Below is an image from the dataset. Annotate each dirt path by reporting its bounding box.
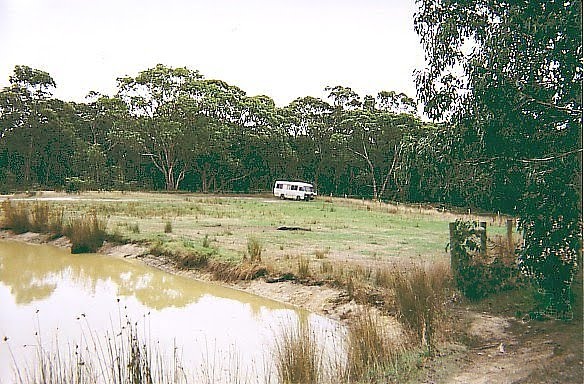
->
[419,307,583,384]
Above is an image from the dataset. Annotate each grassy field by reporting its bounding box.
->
[2,191,510,272]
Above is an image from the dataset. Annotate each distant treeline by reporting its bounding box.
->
[1,64,517,212]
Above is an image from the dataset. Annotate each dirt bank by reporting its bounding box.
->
[0,230,357,321]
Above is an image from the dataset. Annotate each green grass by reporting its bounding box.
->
[1,191,512,275]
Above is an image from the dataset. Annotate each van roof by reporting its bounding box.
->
[275,180,313,186]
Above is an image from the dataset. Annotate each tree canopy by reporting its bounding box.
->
[414,0,582,312]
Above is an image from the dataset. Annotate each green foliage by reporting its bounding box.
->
[415,1,582,314]
[451,220,520,300]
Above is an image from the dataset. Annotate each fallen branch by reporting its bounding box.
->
[277,226,311,231]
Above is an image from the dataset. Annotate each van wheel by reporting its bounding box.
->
[296,196,301,201]
[304,195,310,201]
[280,194,285,200]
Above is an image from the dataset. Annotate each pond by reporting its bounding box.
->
[0,240,344,383]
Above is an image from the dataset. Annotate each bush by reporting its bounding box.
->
[451,220,521,300]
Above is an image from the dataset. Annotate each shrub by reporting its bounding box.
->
[451,220,521,300]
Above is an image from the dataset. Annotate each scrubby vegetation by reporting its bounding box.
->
[1,193,579,383]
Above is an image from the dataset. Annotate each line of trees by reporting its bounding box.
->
[1,0,581,314]
[1,63,511,211]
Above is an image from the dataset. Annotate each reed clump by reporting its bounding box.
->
[65,212,107,254]
[391,262,451,354]
[177,250,209,269]
[297,256,310,279]
[345,309,403,382]
[12,317,187,384]
[1,200,31,234]
[246,236,262,263]
[1,201,64,236]
[208,261,269,282]
[274,325,321,384]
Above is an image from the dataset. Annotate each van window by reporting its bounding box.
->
[299,187,305,191]
[291,185,298,191]
[276,183,283,189]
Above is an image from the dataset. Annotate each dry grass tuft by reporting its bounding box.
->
[1,200,31,234]
[346,309,403,382]
[274,324,321,384]
[391,262,451,354]
[208,261,269,282]
[297,256,310,279]
[246,236,262,263]
[65,212,107,254]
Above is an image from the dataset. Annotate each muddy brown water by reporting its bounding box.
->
[0,240,344,383]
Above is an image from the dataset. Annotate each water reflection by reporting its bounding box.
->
[0,240,289,313]
[0,240,344,383]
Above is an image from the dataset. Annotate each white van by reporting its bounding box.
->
[273,181,317,201]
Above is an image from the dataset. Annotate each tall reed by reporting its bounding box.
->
[391,262,450,354]
[11,318,187,384]
[65,212,107,254]
[274,324,321,384]
[1,200,31,234]
[345,309,402,382]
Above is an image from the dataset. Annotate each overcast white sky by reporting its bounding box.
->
[0,0,425,107]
